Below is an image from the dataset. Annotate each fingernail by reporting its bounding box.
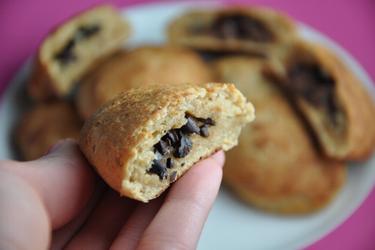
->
[45,139,76,155]
[210,151,225,168]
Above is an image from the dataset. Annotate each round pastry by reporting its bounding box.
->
[28,5,130,100]
[76,46,213,119]
[266,41,375,161]
[213,57,346,214]
[15,102,82,161]
[168,7,295,55]
[79,83,254,202]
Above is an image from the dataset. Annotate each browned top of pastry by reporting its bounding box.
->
[76,46,213,119]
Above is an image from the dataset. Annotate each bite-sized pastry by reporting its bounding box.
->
[214,57,346,214]
[28,5,130,100]
[168,7,295,55]
[79,83,254,202]
[76,46,213,119]
[266,41,375,161]
[15,102,82,161]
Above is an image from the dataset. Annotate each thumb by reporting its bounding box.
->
[3,139,96,229]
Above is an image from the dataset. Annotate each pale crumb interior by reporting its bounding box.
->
[40,6,127,94]
[122,86,253,202]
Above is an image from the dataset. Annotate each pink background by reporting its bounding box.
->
[1,0,374,249]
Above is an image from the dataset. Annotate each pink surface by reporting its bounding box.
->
[1,0,374,248]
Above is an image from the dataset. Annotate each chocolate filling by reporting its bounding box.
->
[202,14,274,42]
[287,62,340,125]
[54,24,101,66]
[147,114,215,180]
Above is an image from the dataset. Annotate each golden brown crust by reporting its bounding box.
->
[213,57,346,214]
[80,83,254,201]
[15,102,82,160]
[267,41,375,161]
[76,46,214,119]
[168,6,296,54]
[28,5,131,100]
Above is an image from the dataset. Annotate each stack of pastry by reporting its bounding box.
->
[166,6,375,213]
[14,5,375,211]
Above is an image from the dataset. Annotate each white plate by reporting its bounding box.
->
[1,2,375,249]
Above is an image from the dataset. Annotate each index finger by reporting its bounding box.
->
[136,151,224,250]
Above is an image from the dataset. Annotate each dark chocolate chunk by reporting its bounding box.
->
[211,14,274,42]
[181,116,200,134]
[148,114,215,180]
[54,39,77,65]
[148,160,168,180]
[155,140,170,155]
[197,117,216,126]
[55,24,101,66]
[287,62,338,121]
[200,124,209,137]
[166,158,173,168]
[169,171,177,182]
[174,133,192,158]
[76,24,100,40]
[164,130,179,146]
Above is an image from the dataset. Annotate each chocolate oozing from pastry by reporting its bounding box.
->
[204,14,274,42]
[54,24,101,66]
[286,62,340,125]
[147,114,215,180]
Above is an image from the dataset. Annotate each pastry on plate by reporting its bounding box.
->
[28,5,130,100]
[267,41,375,161]
[15,102,82,161]
[76,46,213,119]
[79,83,254,202]
[213,57,346,214]
[168,7,295,55]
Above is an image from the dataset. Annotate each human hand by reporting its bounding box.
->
[0,139,224,250]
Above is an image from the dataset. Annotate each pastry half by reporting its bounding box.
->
[76,46,213,119]
[267,41,375,161]
[15,102,82,160]
[213,57,346,214]
[28,5,130,100]
[168,7,295,55]
[79,83,254,202]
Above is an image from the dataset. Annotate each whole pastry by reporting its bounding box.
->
[28,5,130,100]
[79,83,254,202]
[76,46,213,119]
[168,7,295,55]
[15,102,82,160]
[267,41,375,160]
[214,57,346,214]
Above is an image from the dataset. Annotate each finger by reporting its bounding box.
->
[110,196,164,250]
[3,139,96,229]
[65,189,136,250]
[51,179,106,250]
[137,151,224,250]
[0,168,49,250]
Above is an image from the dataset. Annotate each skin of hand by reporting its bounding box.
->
[0,139,225,250]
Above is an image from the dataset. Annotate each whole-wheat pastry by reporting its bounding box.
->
[168,7,295,55]
[15,102,82,160]
[76,46,213,119]
[214,57,345,214]
[267,41,375,161]
[79,83,254,202]
[28,5,130,100]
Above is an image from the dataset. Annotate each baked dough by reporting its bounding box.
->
[15,102,82,160]
[266,41,375,160]
[79,83,254,202]
[213,57,346,214]
[76,46,213,119]
[168,7,295,55]
[28,5,130,100]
